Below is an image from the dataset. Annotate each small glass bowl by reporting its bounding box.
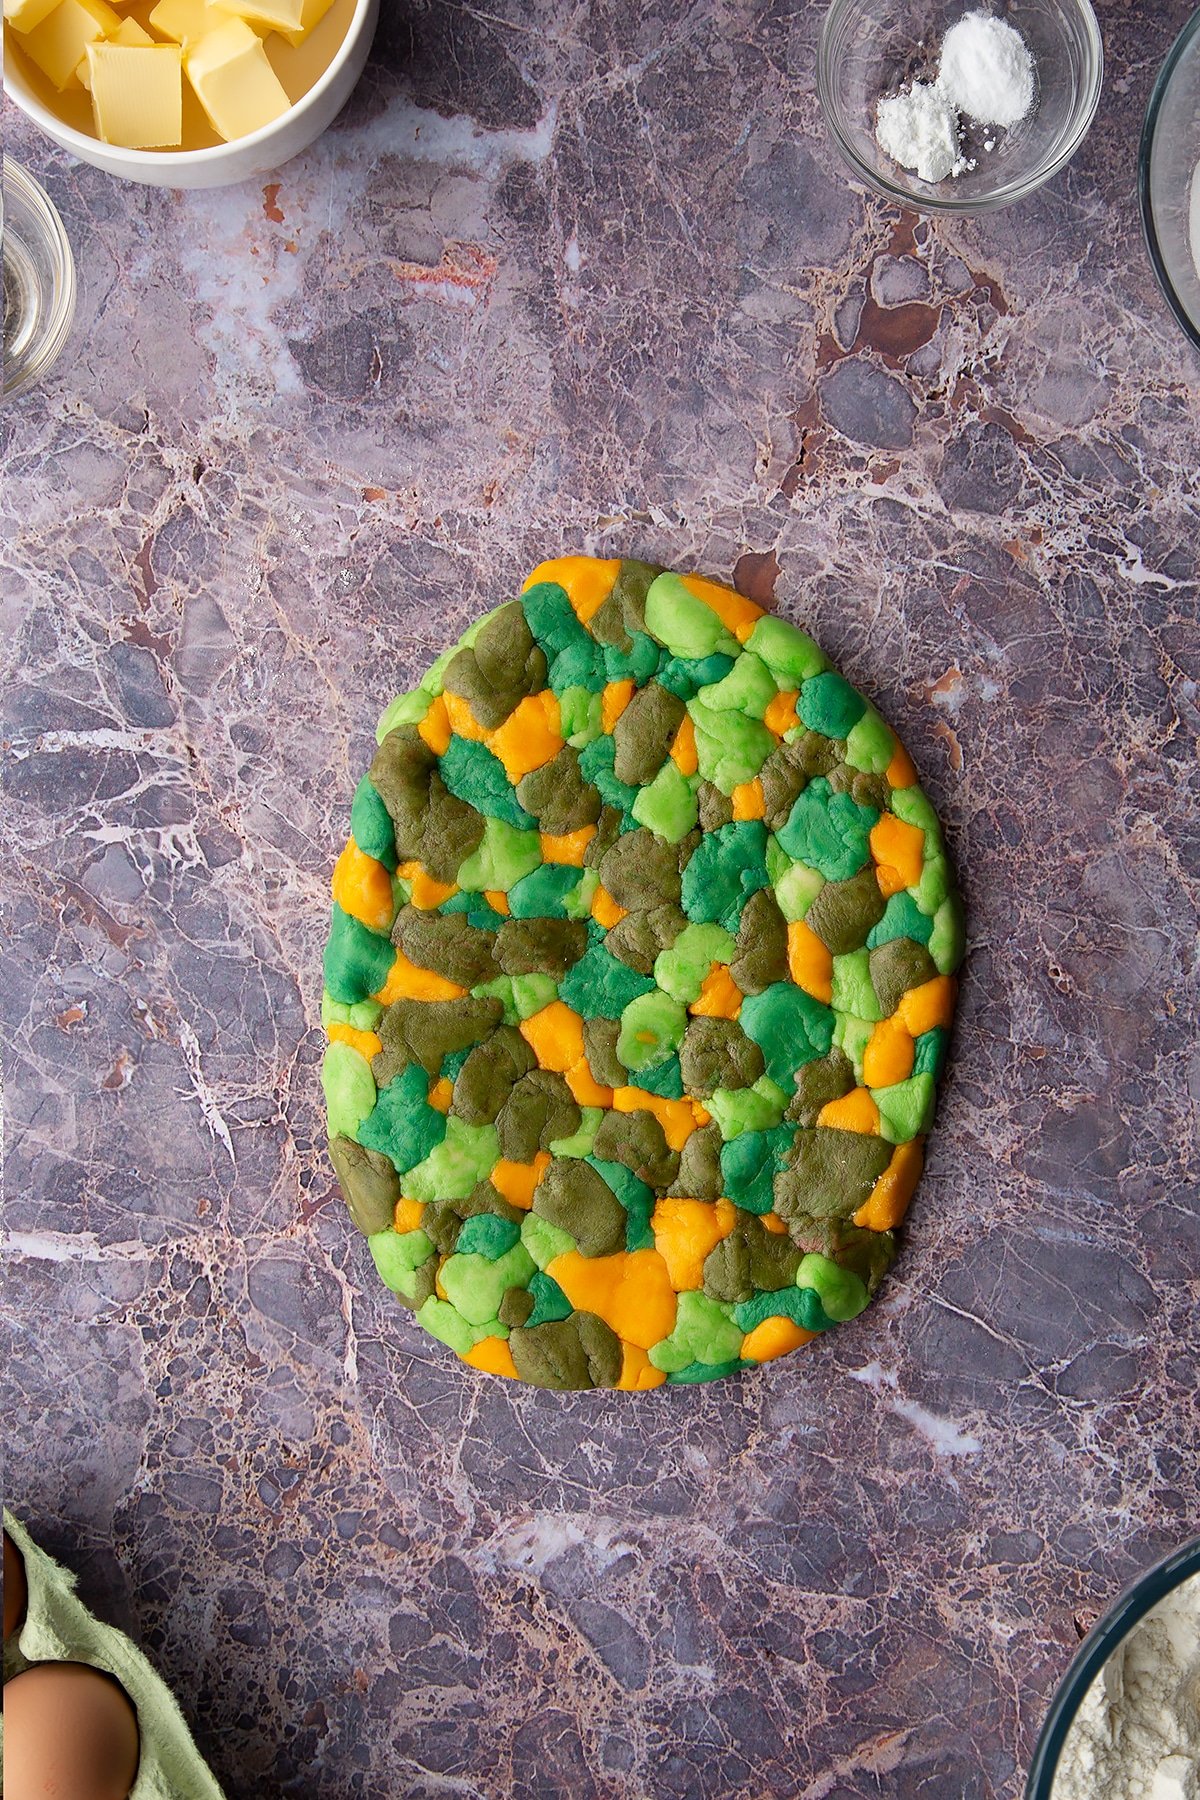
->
[1024,1534,1200,1799]
[1139,6,1200,351]
[819,0,1104,213]
[2,157,76,403]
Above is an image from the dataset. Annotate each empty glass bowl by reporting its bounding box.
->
[1140,6,1200,350]
[2,157,76,403]
[819,0,1104,212]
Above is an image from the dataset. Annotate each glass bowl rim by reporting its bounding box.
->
[817,0,1105,215]
[1138,3,1200,352]
[2,154,77,403]
[1024,1533,1200,1799]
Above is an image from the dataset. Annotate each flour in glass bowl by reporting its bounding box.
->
[874,9,1035,184]
[1051,1572,1200,1800]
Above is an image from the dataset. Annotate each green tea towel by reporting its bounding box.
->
[2,1511,225,1800]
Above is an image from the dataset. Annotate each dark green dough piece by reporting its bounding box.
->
[804,868,887,956]
[702,1213,802,1303]
[516,745,602,833]
[679,1017,765,1097]
[507,863,587,920]
[494,917,589,980]
[828,763,891,812]
[420,775,488,886]
[868,938,937,1018]
[696,781,735,831]
[656,652,735,701]
[329,1134,400,1235]
[509,1312,622,1390]
[525,1269,573,1326]
[631,1053,685,1100]
[599,828,682,913]
[773,1127,892,1226]
[612,681,686,787]
[368,725,435,857]
[441,600,548,729]
[758,742,813,833]
[788,1049,856,1126]
[666,1357,744,1384]
[669,1122,725,1201]
[350,775,397,869]
[799,670,866,739]
[730,888,789,994]
[582,1016,627,1089]
[679,821,770,930]
[578,737,639,813]
[586,558,661,650]
[913,1027,948,1078]
[600,904,688,976]
[392,907,498,987]
[422,1182,523,1253]
[532,1157,627,1256]
[867,892,934,950]
[734,1286,832,1334]
[452,1026,536,1125]
[496,1069,581,1161]
[498,1285,535,1328]
[373,996,503,1083]
[583,806,624,868]
[592,1108,680,1191]
[738,982,834,1086]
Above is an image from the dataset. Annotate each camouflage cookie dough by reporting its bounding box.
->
[321,557,964,1390]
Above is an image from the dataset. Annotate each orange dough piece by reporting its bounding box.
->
[886,741,918,789]
[855,1138,925,1231]
[523,556,620,624]
[817,1086,881,1135]
[669,713,699,775]
[898,975,957,1036]
[618,1343,668,1390]
[591,884,627,928]
[689,964,742,1018]
[442,691,489,742]
[731,778,766,821]
[862,1015,916,1088]
[787,919,834,1003]
[464,1336,519,1378]
[484,889,511,916]
[741,1316,817,1362]
[870,813,926,897]
[679,573,763,642]
[332,838,395,933]
[612,1085,699,1151]
[541,825,595,865]
[398,862,457,909]
[374,947,467,1005]
[491,1152,551,1211]
[651,1196,737,1291]
[418,694,452,754]
[394,1197,425,1233]
[763,689,800,737]
[601,678,635,733]
[427,1076,454,1112]
[488,690,562,783]
[326,1022,383,1061]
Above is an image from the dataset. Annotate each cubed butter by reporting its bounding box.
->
[19,0,121,89]
[147,0,230,48]
[269,0,335,48]
[184,15,289,140]
[222,0,330,43]
[3,0,64,37]
[78,14,153,89]
[87,40,182,142]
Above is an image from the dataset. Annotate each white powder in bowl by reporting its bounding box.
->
[1051,1571,1200,1800]
[875,82,967,183]
[939,11,1036,128]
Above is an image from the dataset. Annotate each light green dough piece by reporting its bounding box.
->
[472,975,520,1026]
[890,784,940,837]
[348,998,383,1031]
[522,1212,577,1270]
[418,644,457,696]
[322,990,350,1028]
[560,685,603,746]
[649,1292,742,1372]
[458,817,543,892]
[549,1107,603,1157]
[369,1228,433,1297]
[834,1013,876,1082]
[631,762,699,841]
[844,709,894,774]
[745,614,827,686]
[417,1295,490,1355]
[831,948,882,1022]
[440,1243,536,1325]
[929,892,966,973]
[914,852,950,916]
[618,989,688,1072]
[774,858,825,922]
[796,1253,870,1321]
[695,652,776,718]
[374,688,428,744]
[404,1117,500,1201]
[872,1072,937,1143]
[654,922,737,1003]
[512,973,559,1019]
[644,572,741,658]
[322,1041,376,1138]
[765,835,790,887]
[562,869,600,920]
[689,697,776,793]
[706,1077,788,1139]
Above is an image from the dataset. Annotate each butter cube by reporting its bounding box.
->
[3,0,65,36]
[221,0,331,42]
[20,0,121,89]
[267,0,335,48]
[184,16,289,140]
[147,0,230,48]
[78,15,153,89]
[87,40,182,142]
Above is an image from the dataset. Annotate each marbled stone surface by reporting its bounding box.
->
[3,1,1198,1794]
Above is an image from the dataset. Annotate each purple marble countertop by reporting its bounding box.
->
[3,3,1198,1794]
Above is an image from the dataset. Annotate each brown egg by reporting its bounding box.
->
[4,1531,27,1642]
[3,1661,140,1800]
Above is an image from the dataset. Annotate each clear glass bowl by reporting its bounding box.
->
[2,157,76,403]
[819,0,1104,213]
[1024,1534,1200,1798]
[1139,6,1200,350]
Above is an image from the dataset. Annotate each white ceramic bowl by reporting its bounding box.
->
[2,0,378,189]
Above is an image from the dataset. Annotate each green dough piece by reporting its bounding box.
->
[796,1252,870,1321]
[457,817,542,893]
[604,904,689,975]
[559,685,603,747]
[324,905,396,1006]
[776,777,879,881]
[929,892,966,974]
[375,687,428,744]
[559,939,656,1018]
[631,761,699,843]
[866,892,934,949]
[599,827,683,912]
[587,1153,655,1251]
[602,631,662,686]
[650,1291,742,1371]
[612,681,687,786]
[349,998,384,1030]
[440,735,535,830]
[440,1242,536,1325]
[680,821,770,930]
[868,938,937,1017]
[358,1063,446,1172]
[891,785,941,838]
[546,632,608,693]
[730,887,789,994]
[549,1106,603,1158]
[913,1027,948,1079]
[392,907,498,987]
[578,736,639,813]
[417,1295,491,1355]
[668,1122,725,1199]
[452,1026,536,1125]
[592,1107,680,1190]
[701,1214,801,1303]
[719,1126,792,1216]
[499,1285,535,1327]
[508,862,587,920]
[520,580,590,658]
[583,805,624,868]
[373,995,503,1083]
[617,989,688,1074]
[706,1078,788,1139]
[455,1213,522,1259]
[679,1017,765,1097]
[516,745,602,832]
[508,1312,622,1390]
[773,856,826,923]
[497,1069,581,1160]
[696,779,736,831]
[322,1040,376,1138]
[405,1117,501,1202]
[733,1286,832,1334]
[644,572,741,658]
[688,697,776,794]
[739,981,835,1086]
[830,949,883,1023]
[804,868,887,955]
[421,1183,521,1254]
[582,1016,627,1088]
[532,1157,627,1257]
[350,775,397,869]
[494,917,588,979]
[329,1133,400,1234]
[666,1357,745,1383]
[787,1049,856,1125]
[844,709,895,774]
[695,652,776,719]
[653,921,736,1003]
[745,614,827,686]
[872,1073,936,1143]
[524,1269,573,1326]
[798,670,866,739]
[321,991,351,1029]
[632,1052,685,1100]
[521,1211,577,1270]
[656,651,735,701]
[442,599,548,729]
[588,558,660,649]
[774,1128,892,1226]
